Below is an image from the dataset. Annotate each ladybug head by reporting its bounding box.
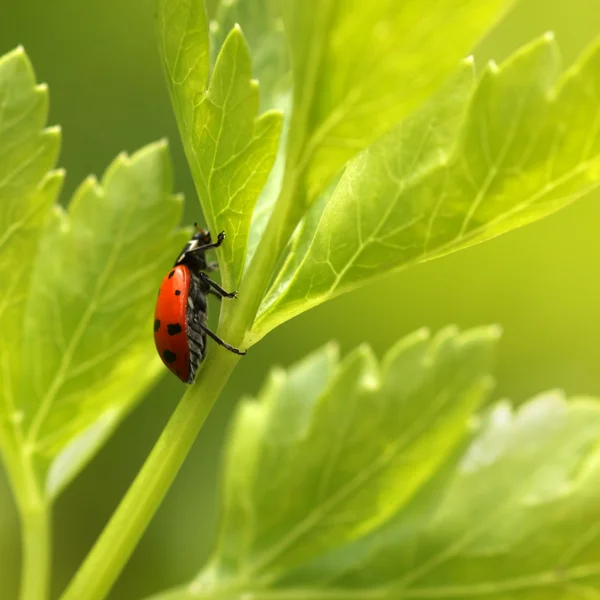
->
[174,223,212,268]
[193,223,212,245]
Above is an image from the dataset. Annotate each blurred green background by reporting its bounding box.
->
[1,0,600,598]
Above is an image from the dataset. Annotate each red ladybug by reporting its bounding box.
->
[154,226,245,383]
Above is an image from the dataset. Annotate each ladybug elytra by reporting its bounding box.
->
[154,225,245,383]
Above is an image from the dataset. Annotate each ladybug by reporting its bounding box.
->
[154,225,245,383]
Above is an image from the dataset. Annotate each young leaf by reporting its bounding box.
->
[146,326,499,599]
[0,47,188,510]
[158,0,283,291]
[282,0,511,215]
[209,0,291,269]
[261,60,476,320]
[254,35,600,342]
[276,392,600,600]
[0,47,62,502]
[0,47,188,509]
[146,356,600,600]
[16,142,188,500]
[209,0,289,111]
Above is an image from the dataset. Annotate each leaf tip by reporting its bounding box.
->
[128,140,172,173]
[0,44,35,79]
[458,324,503,346]
[220,21,245,48]
[356,343,380,384]
[354,341,375,358]
[414,326,431,341]
[73,174,102,205]
[48,168,67,190]
[51,203,70,232]
[133,140,166,158]
[8,44,27,63]
[324,340,340,359]
[383,327,431,371]
[487,59,499,75]
[267,366,288,395]
[487,323,503,340]
[115,150,130,166]
[45,124,61,136]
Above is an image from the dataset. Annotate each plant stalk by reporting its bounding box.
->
[19,494,51,600]
[58,349,239,600]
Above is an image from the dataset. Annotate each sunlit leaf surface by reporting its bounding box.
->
[147,332,600,600]
[254,35,600,342]
[158,0,282,290]
[147,327,501,599]
[0,47,188,502]
[0,47,62,503]
[281,0,511,218]
[21,142,187,500]
[209,0,288,111]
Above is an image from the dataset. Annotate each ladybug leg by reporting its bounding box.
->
[198,272,237,299]
[199,323,247,355]
[187,231,226,254]
[206,262,219,271]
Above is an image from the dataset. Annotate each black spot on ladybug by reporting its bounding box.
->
[175,290,181,296]
[167,323,183,336]
[168,270,175,279]
[154,319,161,332]
[163,349,177,363]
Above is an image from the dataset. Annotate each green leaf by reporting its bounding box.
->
[282,0,511,216]
[260,59,475,328]
[146,352,600,600]
[208,0,291,269]
[158,0,283,290]
[209,0,289,112]
[18,142,187,500]
[276,392,600,600]
[254,35,600,342]
[246,93,291,270]
[147,326,499,599]
[0,47,62,502]
[398,392,600,599]
[0,47,188,505]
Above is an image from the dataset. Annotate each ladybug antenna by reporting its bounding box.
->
[193,222,211,243]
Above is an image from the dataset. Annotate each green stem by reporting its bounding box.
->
[58,349,239,600]
[59,157,301,600]
[19,491,51,600]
